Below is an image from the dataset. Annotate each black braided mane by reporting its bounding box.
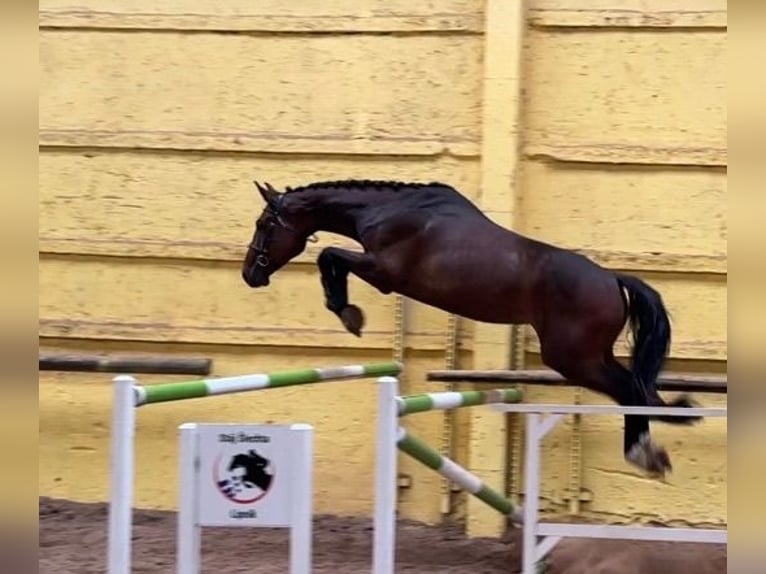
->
[285,179,451,194]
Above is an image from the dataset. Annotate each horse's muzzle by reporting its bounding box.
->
[242,267,270,288]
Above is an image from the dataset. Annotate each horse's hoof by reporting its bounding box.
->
[672,394,703,424]
[672,393,699,409]
[340,305,364,337]
[651,393,702,425]
[626,433,672,478]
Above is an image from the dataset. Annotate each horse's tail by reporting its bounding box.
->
[616,273,670,398]
[616,273,699,424]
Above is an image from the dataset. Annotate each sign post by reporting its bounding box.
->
[176,422,313,574]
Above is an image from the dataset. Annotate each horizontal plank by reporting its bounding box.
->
[525,143,726,167]
[427,369,727,393]
[40,31,482,156]
[523,29,725,166]
[38,255,462,351]
[39,353,213,375]
[39,0,483,32]
[528,0,726,28]
[38,318,461,352]
[492,404,726,417]
[536,524,726,544]
[37,236,384,266]
[577,249,725,275]
[40,130,480,157]
[524,337,724,362]
[39,237,727,276]
[38,149,479,261]
[517,160,727,265]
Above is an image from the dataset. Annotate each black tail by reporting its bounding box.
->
[616,274,699,424]
[616,273,671,400]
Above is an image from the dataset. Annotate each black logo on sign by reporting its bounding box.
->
[213,449,274,504]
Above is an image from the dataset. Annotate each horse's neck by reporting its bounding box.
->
[304,188,380,242]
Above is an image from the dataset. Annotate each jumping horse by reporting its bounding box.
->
[241,179,701,478]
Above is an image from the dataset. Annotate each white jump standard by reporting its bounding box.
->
[490,402,728,574]
[373,379,526,574]
[108,362,402,574]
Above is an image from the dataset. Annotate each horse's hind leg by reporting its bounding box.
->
[643,383,702,426]
[604,358,674,477]
[540,338,672,478]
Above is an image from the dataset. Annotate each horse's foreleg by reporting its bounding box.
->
[317,249,350,314]
[317,247,388,336]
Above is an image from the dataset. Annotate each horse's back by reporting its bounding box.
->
[359,185,490,245]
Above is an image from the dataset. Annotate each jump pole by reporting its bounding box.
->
[396,388,523,416]
[396,388,525,523]
[372,382,526,574]
[396,427,522,524]
[374,377,400,574]
[108,362,402,574]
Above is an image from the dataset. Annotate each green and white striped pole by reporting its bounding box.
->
[396,427,522,523]
[397,388,523,416]
[133,362,403,406]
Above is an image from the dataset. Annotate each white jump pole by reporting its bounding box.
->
[289,423,314,574]
[373,376,400,574]
[176,423,200,574]
[108,375,137,574]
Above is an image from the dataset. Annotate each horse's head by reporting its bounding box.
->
[228,450,271,489]
[228,450,268,473]
[242,181,316,288]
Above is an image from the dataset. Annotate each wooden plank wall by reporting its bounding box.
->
[38,0,727,536]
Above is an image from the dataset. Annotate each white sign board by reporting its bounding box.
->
[197,424,294,527]
[176,422,313,574]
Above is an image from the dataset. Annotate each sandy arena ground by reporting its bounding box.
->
[39,497,726,573]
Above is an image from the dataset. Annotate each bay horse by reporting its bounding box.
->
[241,179,701,478]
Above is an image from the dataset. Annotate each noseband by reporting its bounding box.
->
[248,195,317,268]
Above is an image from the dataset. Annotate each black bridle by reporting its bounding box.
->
[247,195,316,268]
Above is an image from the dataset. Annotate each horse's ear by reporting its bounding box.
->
[253,180,280,206]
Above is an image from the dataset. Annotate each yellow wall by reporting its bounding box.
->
[39,0,726,536]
